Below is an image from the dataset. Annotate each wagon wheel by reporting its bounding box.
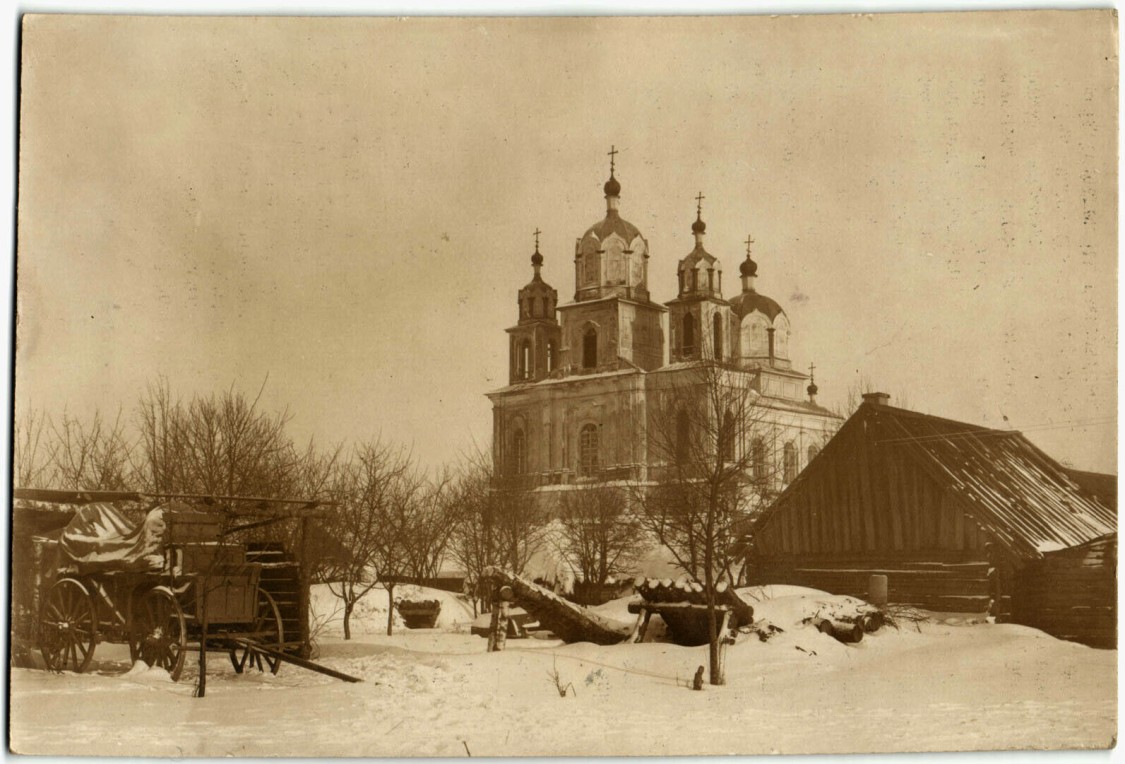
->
[39,578,98,674]
[130,586,187,681]
[229,588,285,676]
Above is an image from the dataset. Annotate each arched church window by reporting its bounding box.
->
[579,424,599,476]
[721,409,736,463]
[583,328,598,369]
[675,409,691,462]
[512,429,527,475]
[547,340,556,373]
[519,340,531,380]
[713,313,723,361]
[783,441,798,484]
[807,444,819,465]
[682,313,696,356]
[751,438,766,482]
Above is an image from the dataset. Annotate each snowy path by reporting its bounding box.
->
[10,620,1115,756]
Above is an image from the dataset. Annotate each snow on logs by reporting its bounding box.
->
[629,577,756,647]
[480,567,634,645]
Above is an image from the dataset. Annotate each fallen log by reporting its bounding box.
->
[812,618,864,644]
[481,567,633,645]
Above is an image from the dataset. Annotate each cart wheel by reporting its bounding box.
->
[132,587,187,681]
[39,578,98,674]
[229,588,285,676]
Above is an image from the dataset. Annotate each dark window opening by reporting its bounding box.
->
[579,424,599,476]
[583,328,598,369]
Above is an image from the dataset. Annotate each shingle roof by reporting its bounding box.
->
[789,402,1117,559]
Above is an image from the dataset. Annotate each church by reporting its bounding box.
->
[486,152,842,500]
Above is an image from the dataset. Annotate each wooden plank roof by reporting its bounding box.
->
[757,400,1116,560]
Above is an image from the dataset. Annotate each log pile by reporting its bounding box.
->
[481,567,634,645]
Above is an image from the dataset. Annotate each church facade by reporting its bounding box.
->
[487,156,842,499]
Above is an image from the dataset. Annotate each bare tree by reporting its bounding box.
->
[448,450,548,615]
[319,439,413,640]
[632,338,785,686]
[554,484,649,586]
[400,468,458,582]
[13,405,57,488]
[51,407,136,491]
[134,377,304,498]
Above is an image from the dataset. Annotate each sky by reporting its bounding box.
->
[15,10,1118,473]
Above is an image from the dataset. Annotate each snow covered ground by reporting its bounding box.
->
[9,584,1116,756]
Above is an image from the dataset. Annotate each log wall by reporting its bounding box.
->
[756,427,988,558]
[1011,536,1116,649]
[749,553,992,613]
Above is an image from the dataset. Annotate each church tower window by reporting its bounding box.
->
[579,424,599,476]
[518,340,531,380]
[682,313,696,356]
[583,327,598,369]
[512,429,527,475]
[807,443,819,465]
[547,340,556,373]
[721,409,735,462]
[713,313,723,361]
[675,409,690,462]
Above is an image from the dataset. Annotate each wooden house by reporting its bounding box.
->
[744,393,1116,646]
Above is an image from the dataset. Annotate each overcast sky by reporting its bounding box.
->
[16,11,1117,473]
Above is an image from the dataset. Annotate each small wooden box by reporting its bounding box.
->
[167,511,223,543]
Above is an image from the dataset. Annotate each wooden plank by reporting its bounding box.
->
[885,447,905,551]
[953,498,965,551]
[829,453,848,552]
[856,435,878,552]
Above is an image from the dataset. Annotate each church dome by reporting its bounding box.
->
[729,291,785,321]
[581,209,644,245]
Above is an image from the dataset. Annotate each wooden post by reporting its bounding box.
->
[486,585,501,652]
[715,609,732,686]
[196,580,208,698]
[298,516,311,658]
[868,574,888,607]
[492,585,514,652]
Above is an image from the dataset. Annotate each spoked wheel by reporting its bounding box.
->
[39,578,98,673]
[229,588,285,675]
[130,586,187,681]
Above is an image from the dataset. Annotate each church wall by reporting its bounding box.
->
[491,371,648,484]
[559,302,618,371]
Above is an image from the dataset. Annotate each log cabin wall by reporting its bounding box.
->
[749,412,993,612]
[1011,535,1116,648]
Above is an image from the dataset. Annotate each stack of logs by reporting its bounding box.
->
[628,578,755,646]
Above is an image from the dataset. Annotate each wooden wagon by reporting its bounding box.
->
[13,489,335,682]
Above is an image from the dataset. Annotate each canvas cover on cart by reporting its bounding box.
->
[58,502,171,573]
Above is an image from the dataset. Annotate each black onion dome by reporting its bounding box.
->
[691,215,706,235]
[531,250,544,267]
[603,173,621,197]
[729,291,785,321]
[807,381,819,396]
[740,254,758,277]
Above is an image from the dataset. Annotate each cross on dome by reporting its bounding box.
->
[691,191,707,235]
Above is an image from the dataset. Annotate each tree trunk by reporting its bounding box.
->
[385,582,396,636]
[343,599,353,641]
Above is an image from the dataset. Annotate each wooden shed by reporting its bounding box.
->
[744,394,1116,644]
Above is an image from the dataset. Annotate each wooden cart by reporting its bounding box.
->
[16,489,333,683]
